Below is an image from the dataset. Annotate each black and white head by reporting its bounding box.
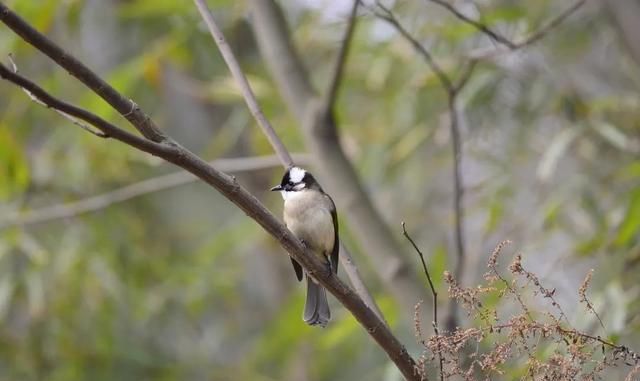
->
[270,166,321,199]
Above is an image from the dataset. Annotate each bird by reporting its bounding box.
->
[271,166,339,327]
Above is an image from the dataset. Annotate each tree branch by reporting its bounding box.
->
[424,0,586,59]
[0,3,166,142]
[339,244,387,326]
[0,154,310,230]
[8,54,109,138]
[403,222,443,381]
[248,0,425,317]
[0,4,420,380]
[371,1,453,90]
[515,0,587,48]
[466,0,587,60]
[0,63,172,156]
[192,0,294,168]
[426,0,517,49]
[321,0,359,116]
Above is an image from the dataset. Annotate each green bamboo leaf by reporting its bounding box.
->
[615,190,640,247]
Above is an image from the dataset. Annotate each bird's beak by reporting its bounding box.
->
[270,185,283,192]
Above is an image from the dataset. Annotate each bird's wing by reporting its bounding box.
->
[328,196,339,275]
[291,257,303,282]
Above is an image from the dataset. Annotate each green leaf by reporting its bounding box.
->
[615,189,640,247]
[0,125,30,200]
[485,198,504,234]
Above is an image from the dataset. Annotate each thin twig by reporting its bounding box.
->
[467,0,587,60]
[426,0,517,49]
[0,154,310,230]
[515,0,587,48]
[453,60,478,93]
[7,54,108,137]
[0,63,169,155]
[371,1,453,90]
[578,269,607,334]
[402,222,443,381]
[0,6,167,142]
[322,0,359,116]
[192,0,294,168]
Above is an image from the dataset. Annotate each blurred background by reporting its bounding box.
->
[0,0,639,380]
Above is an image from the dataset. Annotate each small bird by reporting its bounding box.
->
[271,166,339,327]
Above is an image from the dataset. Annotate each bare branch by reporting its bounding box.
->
[402,222,443,381]
[322,0,360,116]
[0,154,310,230]
[453,59,478,94]
[0,63,170,155]
[339,244,387,326]
[447,96,465,281]
[516,0,587,48]
[7,54,108,137]
[192,0,294,168]
[467,0,587,60]
[0,3,166,142]
[426,0,517,49]
[371,1,453,91]
[0,4,420,379]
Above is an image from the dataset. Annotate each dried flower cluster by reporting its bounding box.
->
[414,241,639,380]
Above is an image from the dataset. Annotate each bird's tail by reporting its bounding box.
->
[304,276,330,327]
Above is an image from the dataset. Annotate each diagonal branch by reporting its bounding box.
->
[0,63,171,156]
[426,0,517,49]
[8,54,108,138]
[0,4,420,380]
[192,0,294,168]
[0,154,310,230]
[467,0,587,59]
[0,3,166,142]
[515,0,587,48]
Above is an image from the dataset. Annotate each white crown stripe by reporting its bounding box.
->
[289,167,306,184]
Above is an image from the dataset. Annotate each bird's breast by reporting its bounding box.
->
[283,192,335,256]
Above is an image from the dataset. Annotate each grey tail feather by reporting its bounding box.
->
[303,276,330,327]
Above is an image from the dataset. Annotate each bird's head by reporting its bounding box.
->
[271,166,318,196]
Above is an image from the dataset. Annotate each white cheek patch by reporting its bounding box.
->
[289,167,306,184]
[293,183,306,191]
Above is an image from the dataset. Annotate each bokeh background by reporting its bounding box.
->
[0,0,639,380]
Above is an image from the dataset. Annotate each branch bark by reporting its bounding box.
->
[192,0,294,168]
[0,3,420,379]
[247,0,424,316]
